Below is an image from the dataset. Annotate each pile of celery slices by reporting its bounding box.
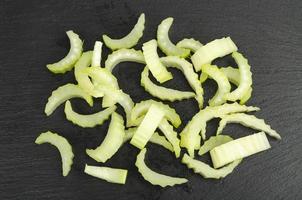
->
[35,13,281,187]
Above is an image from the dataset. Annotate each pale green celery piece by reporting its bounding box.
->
[176,38,203,53]
[105,48,145,72]
[191,37,238,71]
[198,135,233,156]
[130,104,165,149]
[216,113,281,139]
[240,88,252,104]
[91,41,103,67]
[130,99,181,128]
[180,103,260,157]
[157,17,190,58]
[44,83,93,116]
[86,112,125,163]
[84,164,127,184]
[199,73,208,84]
[182,154,242,179]
[135,148,188,187]
[64,100,116,128]
[47,30,83,74]
[103,13,145,50]
[210,132,270,168]
[202,64,231,106]
[35,131,74,176]
[142,39,173,83]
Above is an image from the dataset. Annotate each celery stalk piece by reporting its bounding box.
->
[198,135,233,156]
[176,38,203,53]
[199,73,209,84]
[91,41,103,67]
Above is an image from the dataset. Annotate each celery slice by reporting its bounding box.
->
[210,132,271,168]
[35,131,74,176]
[105,48,145,72]
[157,18,190,58]
[91,41,103,67]
[84,164,127,184]
[142,39,173,83]
[216,113,281,139]
[64,100,116,128]
[198,135,233,156]
[176,38,203,53]
[103,13,145,50]
[199,73,209,84]
[135,148,188,187]
[44,83,93,116]
[191,37,238,71]
[86,112,125,163]
[47,30,83,74]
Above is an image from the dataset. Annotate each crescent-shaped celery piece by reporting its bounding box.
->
[35,131,74,176]
[157,18,190,58]
[44,83,93,116]
[199,73,209,84]
[130,100,181,128]
[130,104,165,149]
[182,154,241,179]
[64,100,116,128]
[84,164,127,184]
[105,48,145,72]
[47,30,83,74]
[191,37,238,71]
[210,132,271,168]
[180,103,260,157]
[135,148,188,187]
[142,39,173,83]
[91,41,103,67]
[86,112,125,163]
[176,38,203,53]
[216,113,281,139]
[202,64,231,106]
[103,13,145,50]
[198,135,233,156]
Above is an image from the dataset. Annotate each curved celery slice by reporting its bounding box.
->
[142,39,173,83]
[198,135,233,156]
[64,100,116,128]
[103,13,145,50]
[86,112,125,163]
[199,73,209,84]
[176,38,203,53]
[91,41,103,67]
[210,132,271,168]
[105,48,145,72]
[44,83,93,116]
[130,100,181,128]
[135,148,188,187]
[157,18,190,58]
[216,113,281,139]
[84,164,127,184]
[191,37,238,71]
[182,154,241,179]
[180,103,260,157]
[47,30,83,74]
[35,131,74,176]
[202,64,231,106]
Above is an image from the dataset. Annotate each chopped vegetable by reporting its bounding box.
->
[35,131,74,176]
[44,83,93,116]
[86,112,125,163]
[84,164,127,184]
[157,17,190,57]
[135,148,188,187]
[198,135,233,156]
[199,73,209,84]
[103,13,145,50]
[176,38,203,53]
[210,132,271,168]
[47,30,83,74]
[91,41,103,67]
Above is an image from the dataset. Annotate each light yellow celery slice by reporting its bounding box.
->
[199,73,209,84]
[198,135,233,156]
[176,38,203,53]
[91,41,103,67]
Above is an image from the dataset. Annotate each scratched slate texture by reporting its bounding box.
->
[0,0,301,199]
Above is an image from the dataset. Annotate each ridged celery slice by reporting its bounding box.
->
[210,132,271,168]
[176,38,203,53]
[216,113,281,139]
[44,83,93,116]
[198,135,233,156]
[35,131,74,176]
[84,164,127,184]
[91,41,103,67]
[130,104,165,149]
[191,37,238,71]
[86,112,125,163]
[157,18,190,58]
[64,100,116,128]
[142,39,173,83]
[135,148,188,187]
[105,48,145,72]
[103,13,145,50]
[47,30,83,74]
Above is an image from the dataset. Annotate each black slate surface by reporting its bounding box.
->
[0,0,302,199]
